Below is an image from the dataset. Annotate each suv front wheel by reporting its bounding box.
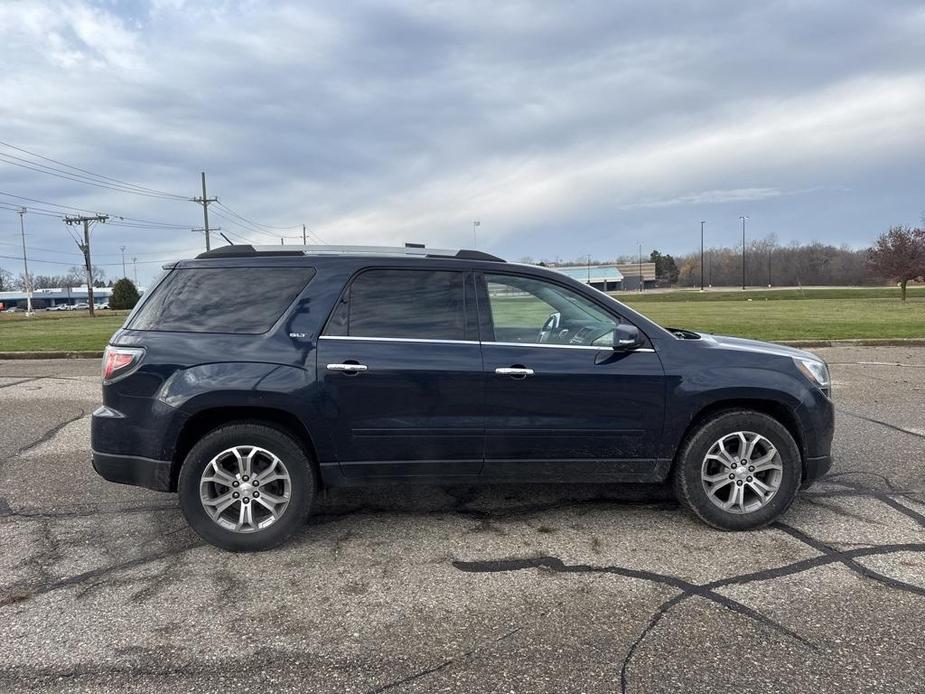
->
[178,423,315,551]
[673,410,801,530]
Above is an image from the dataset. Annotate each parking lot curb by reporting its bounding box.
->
[777,338,925,348]
[0,350,104,360]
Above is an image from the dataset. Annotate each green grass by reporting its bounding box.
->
[621,286,925,303]
[0,287,923,351]
[492,286,925,342]
[620,296,925,341]
[0,311,128,352]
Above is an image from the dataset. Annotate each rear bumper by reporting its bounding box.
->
[92,450,173,492]
[801,453,833,488]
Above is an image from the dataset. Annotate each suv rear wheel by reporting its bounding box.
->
[673,410,801,530]
[178,423,315,551]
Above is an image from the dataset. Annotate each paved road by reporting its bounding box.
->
[1,348,923,693]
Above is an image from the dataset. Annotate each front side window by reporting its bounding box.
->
[483,273,618,347]
[324,269,468,340]
[129,266,316,334]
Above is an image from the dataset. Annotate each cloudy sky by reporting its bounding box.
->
[1,0,923,284]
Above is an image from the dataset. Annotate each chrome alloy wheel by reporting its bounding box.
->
[700,431,783,514]
[199,446,292,533]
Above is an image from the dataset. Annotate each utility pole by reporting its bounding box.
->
[739,215,749,291]
[64,214,109,317]
[699,220,705,292]
[302,224,307,245]
[120,245,127,279]
[192,227,220,246]
[18,208,32,315]
[132,257,138,285]
[472,220,480,248]
[192,172,217,251]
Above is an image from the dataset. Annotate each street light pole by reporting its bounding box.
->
[638,242,643,293]
[18,207,32,315]
[472,220,480,249]
[739,215,749,291]
[120,245,126,279]
[768,247,772,288]
[699,220,705,291]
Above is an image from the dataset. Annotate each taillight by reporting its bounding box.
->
[102,346,145,383]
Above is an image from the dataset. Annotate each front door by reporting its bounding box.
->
[478,272,666,480]
[317,267,484,479]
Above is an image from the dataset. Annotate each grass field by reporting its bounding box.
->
[0,287,923,352]
[0,311,128,352]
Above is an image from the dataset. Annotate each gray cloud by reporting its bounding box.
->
[1,0,923,283]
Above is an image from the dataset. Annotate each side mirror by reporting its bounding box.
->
[611,323,642,351]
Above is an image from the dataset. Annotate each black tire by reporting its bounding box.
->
[178,422,315,551]
[672,409,801,530]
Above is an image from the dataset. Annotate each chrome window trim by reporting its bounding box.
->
[318,335,656,352]
[319,335,480,346]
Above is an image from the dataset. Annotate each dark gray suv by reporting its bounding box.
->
[92,245,834,551]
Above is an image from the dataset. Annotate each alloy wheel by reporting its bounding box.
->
[199,445,292,533]
[700,431,783,514]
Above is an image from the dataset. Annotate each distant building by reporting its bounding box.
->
[553,265,624,292]
[0,286,114,310]
[551,262,658,291]
[614,262,657,291]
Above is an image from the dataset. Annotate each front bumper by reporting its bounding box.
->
[92,450,173,492]
[801,453,833,488]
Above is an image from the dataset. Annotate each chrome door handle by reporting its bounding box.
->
[326,363,368,372]
[495,367,534,377]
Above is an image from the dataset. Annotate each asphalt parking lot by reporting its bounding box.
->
[1,347,923,693]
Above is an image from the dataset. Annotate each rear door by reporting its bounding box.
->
[478,271,666,480]
[316,267,484,479]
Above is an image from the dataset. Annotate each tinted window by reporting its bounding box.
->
[484,273,617,346]
[129,266,315,334]
[324,269,467,340]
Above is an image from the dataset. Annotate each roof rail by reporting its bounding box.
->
[247,245,506,262]
[195,245,304,259]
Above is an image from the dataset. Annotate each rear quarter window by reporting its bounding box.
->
[128,266,315,334]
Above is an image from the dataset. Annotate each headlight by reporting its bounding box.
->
[794,357,830,389]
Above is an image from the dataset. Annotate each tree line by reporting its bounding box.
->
[541,226,925,294]
[0,265,109,292]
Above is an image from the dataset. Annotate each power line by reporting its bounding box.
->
[0,190,189,228]
[0,139,189,200]
[214,200,301,230]
[0,252,192,268]
[0,154,188,201]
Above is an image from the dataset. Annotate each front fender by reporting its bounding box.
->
[660,366,812,460]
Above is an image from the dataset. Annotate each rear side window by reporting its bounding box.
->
[324,269,468,340]
[129,267,315,334]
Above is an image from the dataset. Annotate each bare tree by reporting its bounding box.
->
[0,267,11,291]
[866,226,925,301]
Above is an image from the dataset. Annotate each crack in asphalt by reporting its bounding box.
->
[774,523,925,598]
[368,625,526,693]
[0,541,203,609]
[447,486,925,694]
[13,410,88,458]
[837,407,925,440]
[0,377,40,390]
[0,502,177,520]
